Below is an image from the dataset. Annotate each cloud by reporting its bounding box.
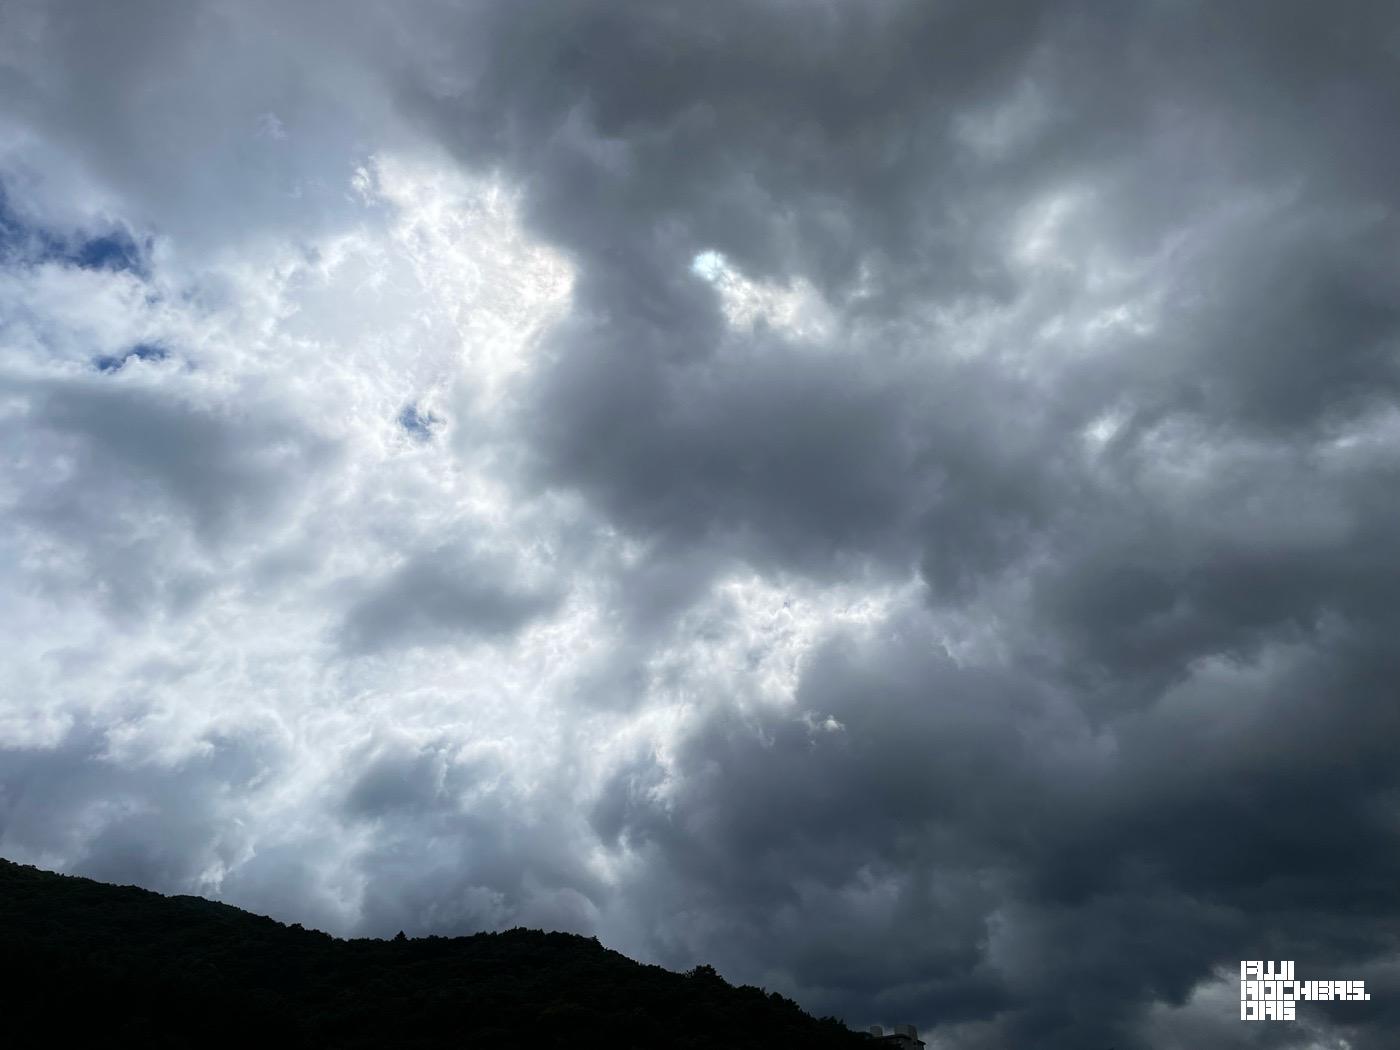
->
[338,546,559,653]
[33,379,335,540]
[3,2,1400,1047]
[0,718,275,893]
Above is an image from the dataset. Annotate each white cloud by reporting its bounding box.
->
[691,249,835,342]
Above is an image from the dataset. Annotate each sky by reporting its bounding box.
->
[2,1,1399,1046]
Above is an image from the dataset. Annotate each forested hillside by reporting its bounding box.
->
[0,858,867,1049]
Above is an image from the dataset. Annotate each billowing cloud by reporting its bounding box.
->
[339,546,559,653]
[3,2,1400,1047]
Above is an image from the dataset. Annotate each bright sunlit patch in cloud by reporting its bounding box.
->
[691,249,725,281]
[1082,407,1126,451]
[0,146,591,932]
[274,154,575,445]
[643,572,911,716]
[1011,186,1089,272]
[365,156,575,401]
[690,249,834,342]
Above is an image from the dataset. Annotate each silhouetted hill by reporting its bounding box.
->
[0,857,868,1048]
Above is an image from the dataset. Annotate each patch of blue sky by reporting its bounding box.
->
[0,180,149,276]
[93,343,169,373]
[398,403,440,441]
[71,229,148,274]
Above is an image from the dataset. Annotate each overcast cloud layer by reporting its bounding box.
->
[3,2,1400,1046]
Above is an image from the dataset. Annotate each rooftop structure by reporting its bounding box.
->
[864,1022,925,1049]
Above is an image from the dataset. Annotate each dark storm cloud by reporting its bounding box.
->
[525,320,931,574]
[593,608,1400,1047]
[6,1,1400,1047]
[396,0,1400,597]
[374,1,1400,1045]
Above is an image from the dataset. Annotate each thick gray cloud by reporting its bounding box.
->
[339,547,559,653]
[0,718,276,892]
[3,1,1400,1047]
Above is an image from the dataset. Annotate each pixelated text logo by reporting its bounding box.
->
[1240,960,1371,1021]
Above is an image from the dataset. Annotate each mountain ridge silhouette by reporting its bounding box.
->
[0,856,869,1048]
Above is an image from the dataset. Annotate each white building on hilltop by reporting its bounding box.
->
[864,1022,925,1048]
